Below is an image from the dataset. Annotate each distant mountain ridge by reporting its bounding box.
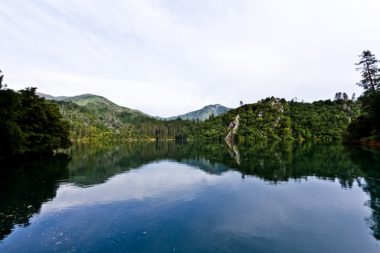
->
[37,92,147,116]
[37,92,68,101]
[166,104,230,122]
[38,92,230,121]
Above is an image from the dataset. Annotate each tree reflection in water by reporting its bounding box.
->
[0,142,379,241]
[0,155,70,240]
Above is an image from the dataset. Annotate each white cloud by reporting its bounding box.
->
[0,0,379,116]
[39,162,237,212]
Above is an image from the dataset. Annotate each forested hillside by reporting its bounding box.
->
[52,94,194,141]
[189,97,359,142]
[39,92,359,143]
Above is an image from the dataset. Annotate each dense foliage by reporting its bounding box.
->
[53,95,194,141]
[52,94,359,143]
[0,83,71,158]
[189,97,358,142]
[289,99,358,141]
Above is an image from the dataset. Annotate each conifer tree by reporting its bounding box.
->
[355,50,380,91]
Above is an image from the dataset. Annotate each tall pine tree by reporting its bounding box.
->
[355,50,380,91]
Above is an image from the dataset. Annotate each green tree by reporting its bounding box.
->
[345,50,380,142]
[355,50,380,91]
[0,75,71,158]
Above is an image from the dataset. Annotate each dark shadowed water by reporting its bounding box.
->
[0,142,379,252]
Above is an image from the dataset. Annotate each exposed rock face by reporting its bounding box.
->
[225,114,240,144]
[225,115,240,165]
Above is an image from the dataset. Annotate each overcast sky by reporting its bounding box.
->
[1,0,380,117]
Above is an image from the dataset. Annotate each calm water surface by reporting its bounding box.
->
[0,142,379,252]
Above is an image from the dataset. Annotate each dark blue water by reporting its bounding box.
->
[0,143,379,252]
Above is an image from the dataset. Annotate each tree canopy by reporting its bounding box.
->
[0,79,71,158]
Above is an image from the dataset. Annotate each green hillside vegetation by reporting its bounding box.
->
[289,99,358,141]
[189,97,359,143]
[47,93,359,143]
[53,94,194,141]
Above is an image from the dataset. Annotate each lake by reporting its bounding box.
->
[0,142,379,252]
